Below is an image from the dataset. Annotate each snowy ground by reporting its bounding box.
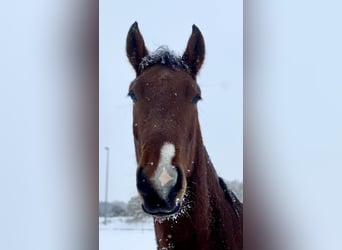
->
[99,217,156,250]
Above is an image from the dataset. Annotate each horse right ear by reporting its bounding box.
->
[126,22,148,75]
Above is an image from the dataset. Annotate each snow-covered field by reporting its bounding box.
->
[99,217,156,250]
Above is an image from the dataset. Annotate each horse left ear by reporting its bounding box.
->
[126,22,148,75]
[182,25,205,77]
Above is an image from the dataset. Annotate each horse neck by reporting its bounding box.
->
[189,126,222,208]
[154,127,230,249]
[188,132,225,223]
[184,129,243,250]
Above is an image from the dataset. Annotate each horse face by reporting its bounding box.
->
[129,66,201,216]
[126,22,205,216]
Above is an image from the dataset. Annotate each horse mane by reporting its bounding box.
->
[218,177,243,219]
[138,47,191,74]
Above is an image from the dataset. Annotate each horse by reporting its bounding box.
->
[125,22,243,250]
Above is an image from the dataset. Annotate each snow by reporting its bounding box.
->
[99,217,156,250]
[139,47,190,74]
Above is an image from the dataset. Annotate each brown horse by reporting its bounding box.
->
[126,22,243,250]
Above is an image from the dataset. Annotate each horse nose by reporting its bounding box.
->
[136,166,183,216]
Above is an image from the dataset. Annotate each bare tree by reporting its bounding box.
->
[126,196,149,222]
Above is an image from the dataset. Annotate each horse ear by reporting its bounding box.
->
[126,22,148,75]
[182,25,205,77]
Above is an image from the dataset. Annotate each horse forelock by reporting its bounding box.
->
[139,47,190,74]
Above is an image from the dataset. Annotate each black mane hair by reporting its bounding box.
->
[138,47,190,74]
[218,177,243,219]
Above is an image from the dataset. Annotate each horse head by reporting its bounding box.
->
[126,22,205,217]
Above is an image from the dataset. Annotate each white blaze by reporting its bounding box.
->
[151,143,178,199]
[159,167,173,186]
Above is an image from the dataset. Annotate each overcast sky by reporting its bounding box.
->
[99,0,243,202]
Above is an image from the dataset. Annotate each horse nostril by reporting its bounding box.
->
[136,166,152,196]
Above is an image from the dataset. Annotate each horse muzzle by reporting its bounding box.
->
[136,165,184,216]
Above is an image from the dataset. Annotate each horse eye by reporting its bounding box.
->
[191,95,202,104]
[128,91,138,103]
